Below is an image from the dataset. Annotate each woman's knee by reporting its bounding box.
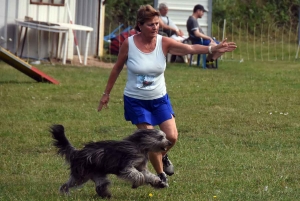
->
[159,117,178,144]
[166,129,178,144]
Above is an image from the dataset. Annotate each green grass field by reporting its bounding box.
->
[0,60,300,200]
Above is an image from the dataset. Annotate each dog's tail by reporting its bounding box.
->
[50,124,75,163]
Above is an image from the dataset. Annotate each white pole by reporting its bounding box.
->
[222,19,226,41]
[296,7,300,59]
[296,37,300,59]
[98,0,104,57]
[221,19,226,60]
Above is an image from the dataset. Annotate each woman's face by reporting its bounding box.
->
[140,16,159,37]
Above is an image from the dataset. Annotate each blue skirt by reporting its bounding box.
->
[124,94,175,126]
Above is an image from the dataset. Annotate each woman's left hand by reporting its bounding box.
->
[213,38,237,53]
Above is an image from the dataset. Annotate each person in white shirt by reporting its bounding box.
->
[158,3,186,42]
[158,3,188,62]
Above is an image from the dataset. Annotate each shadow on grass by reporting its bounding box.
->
[0,80,39,84]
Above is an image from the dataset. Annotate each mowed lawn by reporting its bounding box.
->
[0,60,299,201]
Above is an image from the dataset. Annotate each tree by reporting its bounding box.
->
[212,0,300,28]
[105,0,153,34]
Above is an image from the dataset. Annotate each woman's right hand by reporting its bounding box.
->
[97,94,110,112]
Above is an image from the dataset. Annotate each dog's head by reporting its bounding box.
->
[124,129,172,152]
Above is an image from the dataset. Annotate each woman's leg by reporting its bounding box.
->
[136,117,177,186]
[136,116,178,175]
[135,123,161,171]
[159,116,178,176]
[148,116,178,175]
[159,116,178,155]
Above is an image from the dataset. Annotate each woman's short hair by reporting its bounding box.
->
[135,4,160,32]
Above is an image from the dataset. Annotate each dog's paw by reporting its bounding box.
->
[151,180,169,189]
[59,184,70,195]
[99,193,111,199]
[157,180,169,188]
[131,179,144,189]
[132,182,143,189]
[96,186,111,199]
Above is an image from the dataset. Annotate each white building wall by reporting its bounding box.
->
[0,0,75,60]
[75,0,100,57]
[0,0,18,51]
[155,0,212,38]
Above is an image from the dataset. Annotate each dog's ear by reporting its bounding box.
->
[135,129,161,135]
[124,129,143,142]
[124,129,165,143]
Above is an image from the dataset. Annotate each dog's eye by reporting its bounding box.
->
[159,136,164,141]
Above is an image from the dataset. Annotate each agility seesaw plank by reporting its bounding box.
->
[0,47,59,84]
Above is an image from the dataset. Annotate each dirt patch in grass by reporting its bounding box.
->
[50,55,115,68]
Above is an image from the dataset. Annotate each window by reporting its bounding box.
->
[30,0,65,6]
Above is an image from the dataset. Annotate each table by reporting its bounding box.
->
[55,22,93,65]
[15,19,93,65]
[15,19,69,64]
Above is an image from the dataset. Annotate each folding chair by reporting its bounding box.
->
[108,29,138,55]
[103,24,124,42]
[121,26,133,33]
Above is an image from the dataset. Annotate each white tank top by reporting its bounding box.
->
[124,34,167,100]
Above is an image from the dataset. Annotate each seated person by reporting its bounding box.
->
[158,3,188,62]
[158,18,182,38]
[158,3,186,42]
[186,4,220,68]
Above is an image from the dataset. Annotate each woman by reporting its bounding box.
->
[98,4,236,186]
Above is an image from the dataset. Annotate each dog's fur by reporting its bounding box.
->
[50,125,172,198]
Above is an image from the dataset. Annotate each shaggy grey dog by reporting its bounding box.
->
[50,124,171,199]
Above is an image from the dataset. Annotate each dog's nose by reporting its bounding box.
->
[167,141,172,146]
